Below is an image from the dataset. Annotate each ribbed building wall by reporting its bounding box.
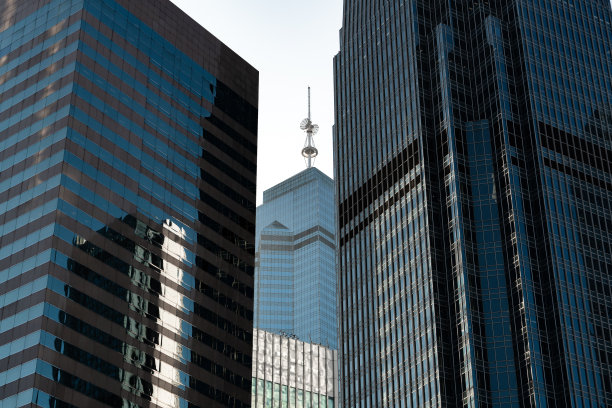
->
[251,328,338,407]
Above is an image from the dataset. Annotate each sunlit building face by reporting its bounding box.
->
[0,0,258,407]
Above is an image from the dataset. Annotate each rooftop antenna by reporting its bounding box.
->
[300,87,319,168]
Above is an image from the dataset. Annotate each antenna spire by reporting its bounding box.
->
[308,86,311,119]
[300,86,318,168]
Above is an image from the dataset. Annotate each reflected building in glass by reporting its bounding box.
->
[334,0,612,407]
[0,0,257,407]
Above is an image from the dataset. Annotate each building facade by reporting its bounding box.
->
[251,328,338,408]
[0,0,257,407]
[255,167,336,348]
[334,0,611,407]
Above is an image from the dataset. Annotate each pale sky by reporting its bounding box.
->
[169,0,343,204]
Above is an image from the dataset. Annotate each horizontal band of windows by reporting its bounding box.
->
[256,274,294,280]
[71,73,200,165]
[54,190,197,289]
[0,41,78,102]
[0,101,69,157]
[0,302,45,335]
[201,151,256,194]
[65,127,197,211]
[70,106,197,190]
[58,170,195,246]
[543,157,612,193]
[0,19,80,80]
[45,299,252,393]
[52,204,252,322]
[0,127,66,175]
[201,170,256,213]
[44,273,208,374]
[197,235,254,278]
[81,2,216,106]
[33,358,146,408]
[199,192,255,234]
[0,330,41,362]
[214,80,258,135]
[294,225,335,242]
[197,256,254,298]
[539,121,612,177]
[0,387,50,408]
[63,148,197,225]
[0,224,55,264]
[71,104,198,182]
[75,45,203,148]
[204,114,257,156]
[0,250,53,287]
[54,223,252,345]
[33,389,77,408]
[203,129,255,173]
[77,46,203,145]
[0,358,37,388]
[77,16,211,130]
[41,272,253,395]
[0,149,63,195]
[340,174,422,247]
[37,330,198,406]
[338,138,420,225]
[0,81,72,133]
[199,212,254,255]
[0,276,47,310]
[0,0,79,60]
[259,235,336,252]
[0,28,79,92]
[1,186,62,236]
[0,199,58,241]
[58,196,194,268]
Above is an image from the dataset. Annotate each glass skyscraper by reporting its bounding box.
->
[334,0,611,407]
[0,0,257,407]
[254,167,336,348]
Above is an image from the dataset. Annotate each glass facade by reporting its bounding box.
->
[334,0,611,407]
[251,328,338,408]
[255,167,337,348]
[0,0,257,407]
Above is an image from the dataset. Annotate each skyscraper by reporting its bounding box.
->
[334,1,611,407]
[0,0,257,407]
[254,167,336,348]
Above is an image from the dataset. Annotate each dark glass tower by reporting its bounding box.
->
[0,0,257,407]
[334,1,612,407]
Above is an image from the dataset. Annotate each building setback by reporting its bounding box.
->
[0,0,257,407]
[251,328,338,407]
[255,167,337,349]
[334,0,611,407]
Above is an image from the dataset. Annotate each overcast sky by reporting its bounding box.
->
[170,0,343,204]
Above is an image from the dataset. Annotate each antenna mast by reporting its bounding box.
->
[300,87,319,168]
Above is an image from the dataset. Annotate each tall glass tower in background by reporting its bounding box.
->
[0,0,257,407]
[334,0,611,407]
[254,167,336,348]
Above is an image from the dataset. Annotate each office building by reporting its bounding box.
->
[251,328,338,408]
[334,0,612,406]
[0,0,257,407]
[255,167,336,349]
